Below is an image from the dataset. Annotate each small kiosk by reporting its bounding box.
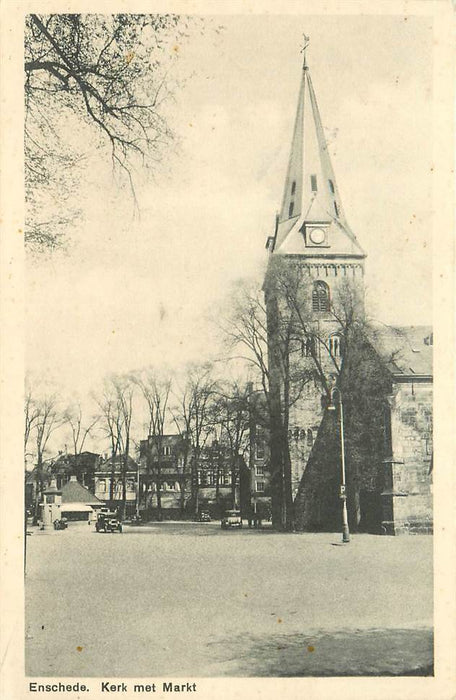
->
[40,480,62,529]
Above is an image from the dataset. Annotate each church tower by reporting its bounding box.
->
[264,44,366,529]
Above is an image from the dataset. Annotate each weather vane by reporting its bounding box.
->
[300,34,310,68]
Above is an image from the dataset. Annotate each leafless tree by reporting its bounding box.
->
[173,363,217,514]
[24,378,40,455]
[134,369,172,521]
[212,382,250,508]
[95,378,126,508]
[32,392,63,521]
[63,403,99,456]
[24,13,206,251]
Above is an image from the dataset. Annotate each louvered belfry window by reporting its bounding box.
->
[312,281,330,312]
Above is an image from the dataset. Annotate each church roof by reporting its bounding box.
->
[61,477,102,505]
[271,55,365,259]
[372,325,433,379]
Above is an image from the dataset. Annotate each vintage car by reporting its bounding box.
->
[196,511,211,522]
[95,511,122,533]
[53,517,68,530]
[221,509,243,529]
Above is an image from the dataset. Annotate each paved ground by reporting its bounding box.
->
[25,522,433,677]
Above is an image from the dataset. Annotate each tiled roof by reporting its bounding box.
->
[372,325,433,378]
[61,479,102,505]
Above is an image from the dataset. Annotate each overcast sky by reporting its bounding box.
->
[26,14,433,402]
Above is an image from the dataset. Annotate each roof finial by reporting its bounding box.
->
[300,34,310,69]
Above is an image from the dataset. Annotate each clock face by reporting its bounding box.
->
[309,228,326,245]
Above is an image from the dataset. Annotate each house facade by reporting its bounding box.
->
[94,454,139,516]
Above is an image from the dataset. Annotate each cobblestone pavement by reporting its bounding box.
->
[25,523,433,677]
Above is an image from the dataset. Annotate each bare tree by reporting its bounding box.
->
[212,382,250,508]
[220,264,368,531]
[33,392,63,522]
[178,364,218,515]
[24,13,206,251]
[95,380,123,504]
[63,403,99,456]
[24,378,40,456]
[135,370,171,521]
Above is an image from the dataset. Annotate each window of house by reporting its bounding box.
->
[312,281,330,312]
[98,479,106,493]
[46,494,55,504]
[307,429,314,447]
[127,480,135,491]
[310,174,317,192]
[174,481,181,491]
[289,201,295,218]
[329,334,343,358]
[223,473,231,485]
[334,201,339,217]
[328,179,335,193]
[256,481,265,493]
[256,465,264,476]
[162,445,171,456]
[255,441,265,459]
[291,180,296,195]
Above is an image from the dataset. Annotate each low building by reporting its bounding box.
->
[61,475,104,524]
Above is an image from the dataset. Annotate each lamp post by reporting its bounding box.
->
[327,386,350,543]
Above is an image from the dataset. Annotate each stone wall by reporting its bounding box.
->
[382,381,433,534]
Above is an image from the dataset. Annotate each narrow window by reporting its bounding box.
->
[291,180,296,195]
[255,441,265,460]
[302,335,315,357]
[329,333,343,358]
[312,281,330,312]
[289,201,295,218]
[307,429,314,447]
[310,174,317,192]
[334,201,339,217]
[328,179,335,193]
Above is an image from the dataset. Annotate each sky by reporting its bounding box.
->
[26,14,433,410]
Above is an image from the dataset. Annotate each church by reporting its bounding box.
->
[263,47,433,535]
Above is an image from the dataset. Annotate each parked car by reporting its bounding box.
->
[197,511,211,522]
[53,517,68,531]
[95,511,122,533]
[221,510,243,529]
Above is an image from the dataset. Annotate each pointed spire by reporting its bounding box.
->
[273,47,365,258]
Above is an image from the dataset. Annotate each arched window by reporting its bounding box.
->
[307,429,314,447]
[302,335,315,357]
[312,281,330,312]
[329,333,343,358]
